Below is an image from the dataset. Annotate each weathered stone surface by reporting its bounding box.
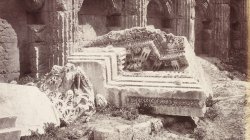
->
[39,63,95,123]
[69,27,211,117]
[0,128,21,140]
[0,115,21,140]
[87,114,164,140]
[0,83,60,136]
[0,116,16,129]
[0,18,19,82]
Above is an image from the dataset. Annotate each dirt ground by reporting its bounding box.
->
[193,57,247,140]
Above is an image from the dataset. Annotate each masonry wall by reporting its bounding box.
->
[195,0,247,73]
[0,0,29,80]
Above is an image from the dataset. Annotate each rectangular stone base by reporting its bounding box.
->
[107,86,206,117]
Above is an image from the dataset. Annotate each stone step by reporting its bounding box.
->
[0,128,21,140]
[0,116,17,129]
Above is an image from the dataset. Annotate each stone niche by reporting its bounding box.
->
[69,27,212,117]
[0,19,19,82]
[78,0,122,41]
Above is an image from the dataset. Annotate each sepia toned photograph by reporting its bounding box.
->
[0,0,249,139]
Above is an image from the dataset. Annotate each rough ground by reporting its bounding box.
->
[20,56,248,140]
[194,57,247,140]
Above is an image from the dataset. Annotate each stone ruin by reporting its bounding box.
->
[38,63,96,123]
[69,27,212,117]
[0,19,19,82]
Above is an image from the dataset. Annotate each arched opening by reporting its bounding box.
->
[78,0,121,41]
[147,0,172,30]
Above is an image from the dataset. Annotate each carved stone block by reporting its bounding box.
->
[68,27,212,117]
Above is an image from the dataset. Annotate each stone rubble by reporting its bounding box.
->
[38,63,96,123]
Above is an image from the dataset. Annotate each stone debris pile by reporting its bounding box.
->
[38,63,96,123]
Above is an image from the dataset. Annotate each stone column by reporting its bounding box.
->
[211,0,230,60]
[122,0,146,28]
[175,0,195,46]
[25,0,84,77]
[43,0,83,67]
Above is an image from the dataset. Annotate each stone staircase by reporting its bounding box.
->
[0,116,21,140]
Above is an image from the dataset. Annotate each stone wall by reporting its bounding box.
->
[195,0,247,73]
[0,0,247,79]
[0,19,19,82]
[0,0,28,77]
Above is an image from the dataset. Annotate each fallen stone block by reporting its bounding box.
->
[88,115,163,140]
[69,27,212,117]
[0,83,60,136]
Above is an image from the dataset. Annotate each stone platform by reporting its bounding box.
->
[69,27,211,117]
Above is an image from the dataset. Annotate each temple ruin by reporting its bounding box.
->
[0,0,248,139]
[0,0,247,81]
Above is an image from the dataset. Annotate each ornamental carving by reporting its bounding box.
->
[127,96,202,108]
[82,27,189,72]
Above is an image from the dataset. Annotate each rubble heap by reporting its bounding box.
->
[38,63,96,123]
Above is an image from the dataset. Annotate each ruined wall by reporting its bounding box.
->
[195,0,247,73]
[228,0,247,73]
[0,19,19,82]
[0,0,28,77]
[144,0,195,46]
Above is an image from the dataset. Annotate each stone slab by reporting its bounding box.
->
[87,115,163,140]
[0,128,21,140]
[0,116,16,129]
[107,86,205,117]
[0,83,60,136]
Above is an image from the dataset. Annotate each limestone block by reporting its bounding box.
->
[39,64,95,123]
[0,20,17,43]
[132,121,152,140]
[0,116,16,129]
[0,19,19,82]
[69,27,211,117]
[0,129,21,140]
[115,125,133,140]
[93,127,119,140]
[0,83,60,136]
[107,87,206,117]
